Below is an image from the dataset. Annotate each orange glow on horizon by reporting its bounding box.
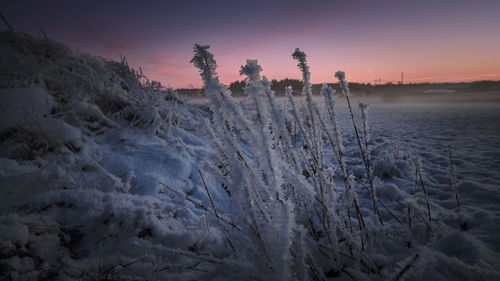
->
[138,40,500,89]
[149,62,500,89]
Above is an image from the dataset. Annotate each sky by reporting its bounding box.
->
[3,0,500,88]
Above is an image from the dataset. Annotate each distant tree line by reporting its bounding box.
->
[229,78,385,96]
[177,79,500,96]
[228,78,500,96]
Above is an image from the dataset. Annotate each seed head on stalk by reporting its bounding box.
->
[335,71,350,97]
[240,59,262,82]
[292,48,311,96]
[190,44,219,86]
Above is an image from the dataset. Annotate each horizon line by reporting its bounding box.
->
[173,79,500,90]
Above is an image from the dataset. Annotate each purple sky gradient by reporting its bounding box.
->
[4,0,500,88]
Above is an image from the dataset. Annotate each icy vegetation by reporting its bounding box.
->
[1,31,500,280]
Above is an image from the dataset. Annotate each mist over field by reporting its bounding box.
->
[341,91,500,108]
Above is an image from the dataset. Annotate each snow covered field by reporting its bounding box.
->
[1,32,500,280]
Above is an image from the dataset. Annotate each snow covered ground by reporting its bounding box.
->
[335,99,500,280]
[1,32,499,280]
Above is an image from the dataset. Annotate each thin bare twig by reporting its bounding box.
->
[407,206,412,247]
[0,12,13,32]
[391,254,420,281]
[199,170,219,218]
[418,170,432,224]
[449,148,461,207]
[40,28,48,39]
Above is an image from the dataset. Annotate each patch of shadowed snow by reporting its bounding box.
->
[0,87,56,131]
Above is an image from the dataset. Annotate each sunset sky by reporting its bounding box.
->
[4,0,500,88]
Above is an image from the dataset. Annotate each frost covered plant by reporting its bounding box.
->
[190,44,219,87]
[285,86,318,170]
[319,84,348,184]
[192,49,299,280]
[189,44,248,142]
[123,87,181,139]
[286,81,348,252]
[411,156,432,224]
[240,59,280,190]
[241,60,299,180]
[316,84,366,239]
[194,49,364,279]
[321,84,342,157]
[262,79,301,174]
[292,48,321,166]
[334,70,350,97]
[292,48,311,96]
[359,102,370,158]
[0,31,135,116]
[411,155,422,193]
[335,71,383,225]
[240,59,262,81]
[448,148,460,207]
